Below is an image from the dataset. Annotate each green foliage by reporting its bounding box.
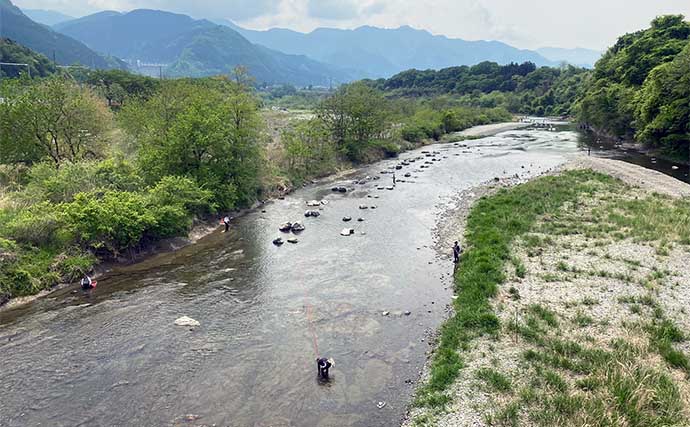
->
[635,42,690,156]
[578,15,690,156]
[122,79,263,209]
[316,81,389,161]
[281,118,335,181]
[63,191,156,255]
[0,38,56,78]
[368,62,590,116]
[0,77,113,168]
[86,69,160,107]
[2,202,64,246]
[17,159,144,204]
[400,105,511,142]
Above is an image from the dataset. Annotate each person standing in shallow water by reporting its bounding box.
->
[392,173,396,186]
[223,216,231,233]
[316,357,334,380]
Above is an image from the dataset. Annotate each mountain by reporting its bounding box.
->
[0,0,124,69]
[54,9,354,85]
[0,38,57,77]
[21,8,74,26]
[536,47,602,68]
[224,23,559,78]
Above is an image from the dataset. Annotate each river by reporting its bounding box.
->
[0,127,614,427]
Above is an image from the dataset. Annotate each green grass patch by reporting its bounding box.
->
[476,367,512,393]
[416,170,619,406]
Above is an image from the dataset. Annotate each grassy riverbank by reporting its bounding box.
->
[410,168,690,426]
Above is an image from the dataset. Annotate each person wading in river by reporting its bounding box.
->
[316,357,334,380]
[222,216,231,233]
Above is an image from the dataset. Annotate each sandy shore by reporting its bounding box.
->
[454,122,531,138]
[404,155,690,426]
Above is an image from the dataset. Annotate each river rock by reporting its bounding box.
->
[404,173,411,177]
[273,238,284,246]
[331,186,347,193]
[287,238,299,244]
[306,200,321,207]
[174,316,200,327]
[357,218,365,222]
[279,222,292,232]
[343,216,352,222]
[304,210,321,218]
[672,166,679,170]
[291,222,305,232]
[386,186,394,190]
[341,228,355,236]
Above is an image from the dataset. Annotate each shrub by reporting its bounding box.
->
[147,176,214,216]
[63,191,156,256]
[3,202,64,246]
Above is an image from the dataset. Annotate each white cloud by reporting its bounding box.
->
[11,0,690,49]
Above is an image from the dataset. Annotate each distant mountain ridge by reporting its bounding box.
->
[21,8,74,26]
[0,0,123,69]
[224,23,560,78]
[53,9,354,85]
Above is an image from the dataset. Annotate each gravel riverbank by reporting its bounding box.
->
[404,155,690,427]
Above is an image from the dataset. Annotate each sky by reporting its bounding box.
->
[12,0,690,50]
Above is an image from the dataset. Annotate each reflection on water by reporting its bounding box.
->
[576,128,689,183]
[0,128,596,426]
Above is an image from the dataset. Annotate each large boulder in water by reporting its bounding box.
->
[340,228,355,236]
[174,316,200,327]
[291,222,305,232]
[273,238,285,246]
[306,200,321,207]
[279,222,292,232]
[304,210,321,218]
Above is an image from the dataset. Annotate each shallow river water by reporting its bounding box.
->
[1,129,582,427]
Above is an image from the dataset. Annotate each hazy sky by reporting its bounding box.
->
[12,0,690,50]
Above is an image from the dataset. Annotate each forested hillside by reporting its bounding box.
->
[578,15,690,158]
[0,0,124,69]
[366,61,590,117]
[0,38,57,77]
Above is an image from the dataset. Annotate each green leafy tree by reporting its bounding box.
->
[635,43,690,157]
[0,77,112,168]
[121,79,263,209]
[317,82,389,160]
[281,119,334,179]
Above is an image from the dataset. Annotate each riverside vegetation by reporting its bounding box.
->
[410,170,690,426]
[0,69,510,304]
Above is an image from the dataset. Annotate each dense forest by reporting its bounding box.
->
[365,61,591,117]
[578,15,690,159]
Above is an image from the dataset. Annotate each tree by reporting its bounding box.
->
[635,43,690,157]
[0,77,112,168]
[281,119,333,179]
[317,82,389,160]
[122,79,263,209]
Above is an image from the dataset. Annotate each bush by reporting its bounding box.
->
[3,202,64,246]
[63,191,156,256]
[147,176,214,216]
